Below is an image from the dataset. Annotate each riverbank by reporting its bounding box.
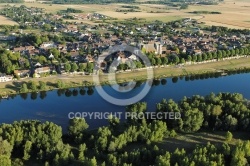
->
[0,57,250,97]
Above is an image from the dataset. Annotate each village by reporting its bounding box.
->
[0,5,250,83]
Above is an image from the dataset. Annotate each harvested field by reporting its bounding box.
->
[0,0,250,28]
[0,15,18,25]
[188,0,250,29]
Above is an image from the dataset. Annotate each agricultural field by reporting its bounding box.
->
[187,0,250,29]
[0,15,18,25]
[0,0,250,28]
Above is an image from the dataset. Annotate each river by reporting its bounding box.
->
[0,72,250,131]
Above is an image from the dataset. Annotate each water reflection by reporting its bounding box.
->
[65,90,72,97]
[73,89,78,96]
[161,79,167,85]
[153,79,161,86]
[172,77,178,83]
[79,89,86,96]
[20,93,28,100]
[40,91,47,100]
[31,92,38,100]
[87,87,94,96]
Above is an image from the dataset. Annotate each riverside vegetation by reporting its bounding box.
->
[0,66,249,100]
[1,92,250,165]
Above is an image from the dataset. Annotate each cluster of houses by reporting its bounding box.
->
[3,22,248,82]
[53,12,109,21]
[1,6,250,83]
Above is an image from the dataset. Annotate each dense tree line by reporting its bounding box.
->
[156,92,250,132]
[143,47,250,67]
[189,11,221,14]
[58,8,82,14]
[121,5,140,9]
[116,9,141,13]
[52,0,135,4]
[114,47,250,73]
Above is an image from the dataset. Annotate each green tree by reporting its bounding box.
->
[225,131,233,142]
[197,54,202,62]
[172,55,180,64]
[20,83,28,93]
[78,143,87,161]
[39,81,47,91]
[136,61,142,68]
[150,58,156,66]
[211,105,222,116]
[85,62,94,73]
[65,63,71,72]
[192,55,197,62]
[217,51,222,60]
[212,52,217,59]
[179,108,204,132]
[71,62,78,72]
[155,152,171,166]
[0,138,12,157]
[161,57,168,65]
[0,155,11,166]
[89,157,97,166]
[24,59,30,68]
[79,63,86,72]
[23,141,32,160]
[235,49,239,55]
[155,57,162,66]
[239,48,245,55]
[49,48,60,59]
[222,142,230,155]
[207,53,213,60]
[29,81,37,91]
[43,24,51,31]
[68,118,89,143]
[231,49,236,56]
[38,56,47,64]
[181,58,185,64]
[202,53,207,61]
[57,80,65,89]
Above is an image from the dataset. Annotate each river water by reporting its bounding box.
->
[0,73,249,131]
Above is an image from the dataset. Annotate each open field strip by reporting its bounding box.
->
[0,15,18,25]
[188,0,250,29]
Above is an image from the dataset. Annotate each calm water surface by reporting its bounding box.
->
[0,73,249,131]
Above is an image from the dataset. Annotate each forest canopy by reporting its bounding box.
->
[0,93,250,165]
